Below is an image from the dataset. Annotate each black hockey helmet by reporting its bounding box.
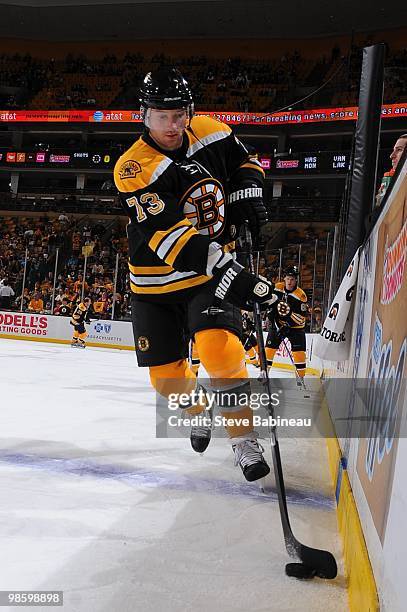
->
[284,265,299,278]
[139,67,194,119]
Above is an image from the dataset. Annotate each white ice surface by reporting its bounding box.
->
[0,339,348,612]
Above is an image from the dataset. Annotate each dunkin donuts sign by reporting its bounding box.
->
[356,169,407,544]
[0,312,48,336]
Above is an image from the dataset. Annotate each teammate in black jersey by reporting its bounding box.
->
[114,67,279,481]
[70,298,92,348]
[265,266,308,378]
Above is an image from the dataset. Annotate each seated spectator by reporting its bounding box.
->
[103,276,113,292]
[92,275,105,293]
[91,261,104,276]
[41,272,53,291]
[15,289,30,312]
[73,274,88,295]
[28,292,44,313]
[54,288,66,305]
[65,274,75,290]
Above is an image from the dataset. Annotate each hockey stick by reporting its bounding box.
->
[274,322,310,398]
[243,223,337,579]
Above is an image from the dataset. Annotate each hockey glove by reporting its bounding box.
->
[213,259,278,310]
[228,182,268,245]
[276,322,290,341]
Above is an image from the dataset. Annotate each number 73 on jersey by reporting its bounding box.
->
[126,193,165,222]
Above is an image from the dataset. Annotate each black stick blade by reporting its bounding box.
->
[285,563,316,580]
[298,543,337,579]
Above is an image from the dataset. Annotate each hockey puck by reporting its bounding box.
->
[285,563,317,579]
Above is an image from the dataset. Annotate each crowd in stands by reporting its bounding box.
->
[0,215,132,321]
[0,213,328,329]
[0,36,405,112]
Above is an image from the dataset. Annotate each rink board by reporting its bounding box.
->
[321,160,407,611]
[326,435,378,611]
[0,312,321,374]
[0,311,134,350]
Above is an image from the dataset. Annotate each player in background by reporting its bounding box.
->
[242,311,259,367]
[113,67,280,481]
[265,266,308,379]
[70,297,92,348]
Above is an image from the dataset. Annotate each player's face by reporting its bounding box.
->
[284,275,297,290]
[390,138,407,170]
[147,108,188,150]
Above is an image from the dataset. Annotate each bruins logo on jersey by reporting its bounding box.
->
[277,301,291,317]
[137,336,150,352]
[118,160,142,180]
[181,178,225,238]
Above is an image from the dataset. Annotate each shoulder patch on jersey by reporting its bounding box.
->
[114,139,169,193]
[118,159,142,180]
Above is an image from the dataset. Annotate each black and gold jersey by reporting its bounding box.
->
[113,115,264,302]
[270,282,308,329]
[70,302,90,326]
[59,305,71,316]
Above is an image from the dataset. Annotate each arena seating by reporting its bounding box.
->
[1,36,405,111]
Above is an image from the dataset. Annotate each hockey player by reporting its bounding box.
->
[113,67,280,482]
[70,297,92,348]
[265,266,308,379]
[242,311,259,367]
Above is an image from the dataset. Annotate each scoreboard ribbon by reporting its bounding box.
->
[0,103,406,125]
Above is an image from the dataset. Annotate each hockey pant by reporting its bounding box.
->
[265,327,306,377]
[72,322,87,341]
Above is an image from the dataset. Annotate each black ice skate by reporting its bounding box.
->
[72,338,86,349]
[190,405,213,454]
[232,435,270,482]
